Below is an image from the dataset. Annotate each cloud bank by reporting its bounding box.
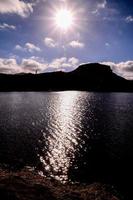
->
[0,57,79,74]
[102,61,133,80]
[0,0,34,18]
[0,58,20,74]
[0,56,133,79]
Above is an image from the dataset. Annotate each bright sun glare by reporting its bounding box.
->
[55,9,74,31]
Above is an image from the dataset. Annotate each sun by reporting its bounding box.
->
[54,9,74,31]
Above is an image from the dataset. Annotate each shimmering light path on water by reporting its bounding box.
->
[0,92,133,199]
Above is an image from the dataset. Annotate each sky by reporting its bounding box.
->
[0,0,133,79]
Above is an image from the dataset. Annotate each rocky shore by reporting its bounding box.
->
[0,168,120,200]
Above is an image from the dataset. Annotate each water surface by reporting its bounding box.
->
[0,91,133,199]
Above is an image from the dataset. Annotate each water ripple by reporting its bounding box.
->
[0,92,133,187]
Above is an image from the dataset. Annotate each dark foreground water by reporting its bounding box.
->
[0,91,133,199]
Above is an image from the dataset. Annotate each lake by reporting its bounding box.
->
[0,91,133,199]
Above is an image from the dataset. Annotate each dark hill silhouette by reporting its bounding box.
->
[0,63,132,91]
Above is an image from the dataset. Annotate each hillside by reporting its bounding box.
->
[0,63,132,91]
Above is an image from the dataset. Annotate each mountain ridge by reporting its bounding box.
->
[0,63,132,92]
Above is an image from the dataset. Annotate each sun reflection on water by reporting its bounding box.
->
[39,91,84,182]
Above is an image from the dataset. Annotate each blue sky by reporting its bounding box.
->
[0,0,133,79]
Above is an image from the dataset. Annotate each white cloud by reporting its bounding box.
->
[44,37,58,48]
[102,61,133,80]
[0,56,79,74]
[25,43,41,52]
[1,57,133,79]
[44,37,84,49]
[105,42,110,47]
[0,58,21,74]
[97,0,107,9]
[68,57,79,65]
[125,16,133,23]
[0,23,16,30]
[50,57,67,69]
[22,57,79,73]
[92,0,107,14]
[0,0,34,18]
[69,41,85,48]
[92,0,119,19]
[21,59,46,73]
[49,57,79,71]
[29,56,44,62]
[0,57,46,74]
[15,45,24,51]
[32,0,46,3]
[15,43,41,53]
